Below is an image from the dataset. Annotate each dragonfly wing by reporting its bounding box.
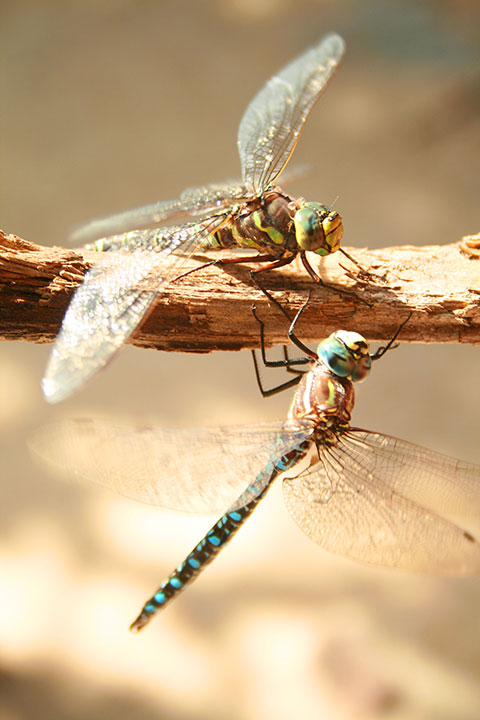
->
[29,419,313,513]
[42,252,160,403]
[283,430,480,575]
[339,430,480,518]
[178,182,248,211]
[71,198,186,245]
[238,33,345,192]
[43,215,228,403]
[71,182,248,245]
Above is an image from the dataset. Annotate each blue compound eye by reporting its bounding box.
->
[329,352,355,377]
[318,331,371,381]
[317,335,355,377]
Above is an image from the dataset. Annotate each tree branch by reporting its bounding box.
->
[1,229,479,352]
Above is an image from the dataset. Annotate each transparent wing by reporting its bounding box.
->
[42,214,229,403]
[339,430,480,518]
[238,33,345,192]
[29,418,314,513]
[70,182,248,245]
[283,429,480,575]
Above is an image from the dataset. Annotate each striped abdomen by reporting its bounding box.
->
[130,443,309,632]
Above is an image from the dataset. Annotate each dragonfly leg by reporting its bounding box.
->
[282,346,307,376]
[221,253,275,264]
[251,347,305,398]
[250,291,313,398]
[251,273,316,359]
[171,258,218,283]
[301,252,371,307]
[251,298,313,368]
[338,247,371,277]
[171,253,277,284]
[370,311,413,361]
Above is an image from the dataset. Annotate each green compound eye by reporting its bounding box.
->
[317,331,371,382]
[294,202,343,255]
[294,206,322,251]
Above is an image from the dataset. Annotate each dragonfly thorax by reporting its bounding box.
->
[293,201,343,256]
[215,191,298,256]
[288,362,355,433]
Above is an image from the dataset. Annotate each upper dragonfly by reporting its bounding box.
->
[42,33,346,403]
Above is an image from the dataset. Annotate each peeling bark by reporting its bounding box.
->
[1,229,479,351]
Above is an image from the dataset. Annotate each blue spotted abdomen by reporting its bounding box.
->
[130,443,308,632]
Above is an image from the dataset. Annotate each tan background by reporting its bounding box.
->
[1,1,479,718]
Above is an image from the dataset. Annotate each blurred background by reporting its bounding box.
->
[1,1,479,718]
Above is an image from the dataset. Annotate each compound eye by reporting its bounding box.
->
[318,331,371,381]
[328,350,356,378]
[305,201,329,216]
[295,201,344,257]
[351,355,372,382]
[317,334,355,378]
[294,207,322,251]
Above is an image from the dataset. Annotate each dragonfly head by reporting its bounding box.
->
[293,201,343,256]
[317,330,371,382]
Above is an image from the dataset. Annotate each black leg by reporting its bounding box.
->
[250,272,317,360]
[250,295,315,398]
[338,247,367,273]
[371,311,413,362]
[251,348,304,398]
[286,293,318,359]
[301,252,371,307]
[251,302,312,369]
[282,345,307,376]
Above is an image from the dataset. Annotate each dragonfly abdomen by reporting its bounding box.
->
[130,503,264,632]
[129,442,308,632]
[129,510,247,632]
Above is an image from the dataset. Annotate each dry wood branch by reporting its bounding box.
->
[1,229,479,352]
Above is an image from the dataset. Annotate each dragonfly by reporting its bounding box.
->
[42,33,350,404]
[31,302,480,632]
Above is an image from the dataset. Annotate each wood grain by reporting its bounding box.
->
[1,229,479,352]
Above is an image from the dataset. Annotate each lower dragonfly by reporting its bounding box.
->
[31,301,480,632]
